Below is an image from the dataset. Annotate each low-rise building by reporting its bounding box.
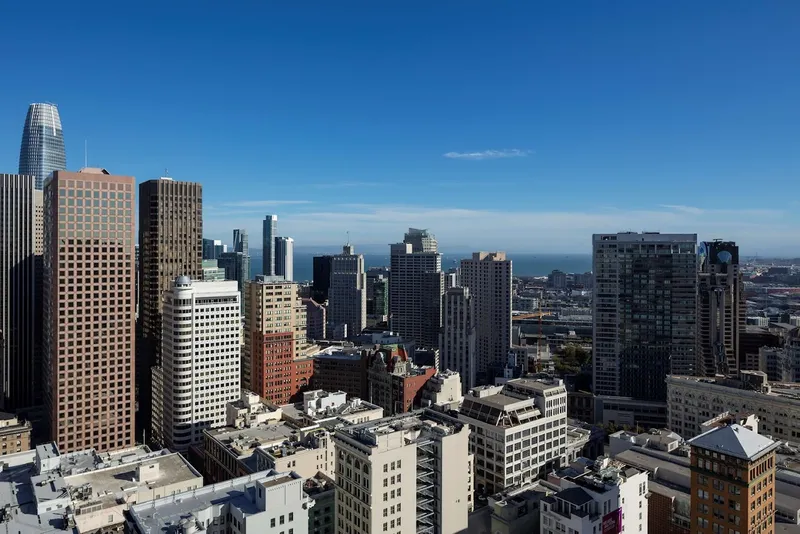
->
[459,377,568,496]
[333,409,473,534]
[0,442,202,534]
[488,482,551,534]
[365,344,437,415]
[280,390,384,428]
[311,348,368,399]
[667,371,800,441]
[419,369,463,411]
[0,412,32,455]
[540,456,648,534]
[129,470,312,534]
[226,389,283,428]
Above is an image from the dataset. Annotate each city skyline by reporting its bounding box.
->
[0,3,797,255]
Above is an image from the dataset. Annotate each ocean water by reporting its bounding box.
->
[249,252,591,282]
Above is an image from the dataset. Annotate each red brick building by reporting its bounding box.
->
[366,344,436,415]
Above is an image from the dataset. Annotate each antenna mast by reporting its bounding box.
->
[84,140,88,167]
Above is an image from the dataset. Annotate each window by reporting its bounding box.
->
[271,519,276,528]
[289,513,294,521]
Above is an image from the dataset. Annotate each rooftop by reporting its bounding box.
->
[688,424,780,461]
[206,423,301,457]
[129,470,306,534]
[336,409,465,449]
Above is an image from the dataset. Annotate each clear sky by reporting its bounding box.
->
[0,1,798,255]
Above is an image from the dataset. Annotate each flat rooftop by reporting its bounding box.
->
[337,409,465,447]
[207,423,301,456]
[130,471,302,533]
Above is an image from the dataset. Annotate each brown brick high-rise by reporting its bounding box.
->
[137,178,202,443]
[43,169,136,452]
[689,424,778,534]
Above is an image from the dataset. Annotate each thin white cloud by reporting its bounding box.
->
[660,204,704,215]
[202,203,793,255]
[443,149,532,160]
[312,181,382,189]
[221,200,313,207]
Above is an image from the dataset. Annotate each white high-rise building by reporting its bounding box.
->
[389,242,443,348]
[459,377,568,495]
[404,227,438,253]
[333,408,473,534]
[459,252,512,376]
[157,276,241,451]
[440,287,477,391]
[275,236,294,281]
[328,244,366,339]
[541,456,648,534]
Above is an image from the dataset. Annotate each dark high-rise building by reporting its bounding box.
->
[202,238,225,260]
[367,268,389,317]
[592,232,697,403]
[697,240,744,377]
[389,241,443,348]
[218,251,248,292]
[138,177,202,442]
[233,228,250,286]
[19,103,66,189]
[0,174,38,411]
[262,214,277,276]
[43,168,136,452]
[312,255,333,303]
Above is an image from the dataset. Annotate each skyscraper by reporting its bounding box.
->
[404,227,438,253]
[233,228,250,285]
[592,232,697,403]
[440,287,476,392]
[43,168,136,452]
[312,255,333,303]
[18,103,66,190]
[697,240,744,377]
[218,251,249,292]
[138,177,202,443]
[460,252,512,378]
[262,214,277,276]
[154,277,240,451]
[0,174,38,411]
[389,241,443,348]
[202,238,225,260]
[328,244,367,339]
[243,277,310,404]
[274,236,294,281]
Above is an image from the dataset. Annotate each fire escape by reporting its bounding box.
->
[416,438,436,534]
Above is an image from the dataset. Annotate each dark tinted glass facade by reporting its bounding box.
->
[19,103,66,189]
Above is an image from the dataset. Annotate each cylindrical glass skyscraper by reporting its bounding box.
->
[19,103,67,189]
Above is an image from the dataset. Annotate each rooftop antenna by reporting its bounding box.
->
[346,231,350,246]
[84,140,88,167]
[164,168,169,177]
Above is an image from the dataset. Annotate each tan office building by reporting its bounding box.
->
[43,168,136,452]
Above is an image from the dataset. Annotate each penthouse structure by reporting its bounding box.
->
[0,442,202,534]
[541,456,648,534]
[459,377,568,495]
[129,470,312,534]
[333,409,473,534]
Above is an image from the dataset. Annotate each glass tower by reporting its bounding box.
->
[19,103,67,189]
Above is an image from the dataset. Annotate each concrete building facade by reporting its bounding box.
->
[0,412,32,455]
[138,177,203,442]
[43,168,136,452]
[593,232,697,403]
[332,409,472,534]
[459,377,568,495]
[460,252,512,378]
[154,277,241,451]
[440,287,477,392]
[327,244,366,340]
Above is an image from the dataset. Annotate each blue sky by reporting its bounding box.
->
[0,1,798,254]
